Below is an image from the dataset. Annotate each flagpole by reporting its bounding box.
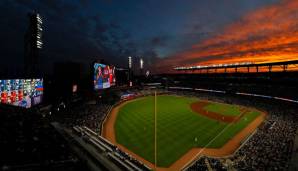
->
[154,91,157,170]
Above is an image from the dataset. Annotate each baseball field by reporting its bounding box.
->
[102,95,264,170]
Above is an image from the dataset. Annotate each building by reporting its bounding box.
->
[24,12,43,77]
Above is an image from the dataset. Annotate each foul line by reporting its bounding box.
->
[182,109,246,170]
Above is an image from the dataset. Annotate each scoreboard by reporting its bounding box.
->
[0,79,43,108]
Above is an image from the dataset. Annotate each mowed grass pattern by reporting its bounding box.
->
[115,95,260,167]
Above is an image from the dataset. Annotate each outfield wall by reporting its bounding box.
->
[168,86,298,104]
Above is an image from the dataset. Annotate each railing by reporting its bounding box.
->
[75,125,151,171]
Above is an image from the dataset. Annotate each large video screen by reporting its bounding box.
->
[0,79,43,108]
[94,63,116,90]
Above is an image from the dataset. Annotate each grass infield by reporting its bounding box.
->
[114,95,260,167]
[203,102,243,116]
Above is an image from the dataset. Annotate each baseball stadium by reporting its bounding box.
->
[1,59,298,171]
[1,1,298,171]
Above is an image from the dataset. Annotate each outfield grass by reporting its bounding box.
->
[114,95,260,167]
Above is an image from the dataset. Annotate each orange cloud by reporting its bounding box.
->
[155,0,298,73]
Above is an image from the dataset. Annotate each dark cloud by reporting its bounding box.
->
[0,0,280,75]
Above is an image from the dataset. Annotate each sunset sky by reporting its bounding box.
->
[156,0,298,72]
[1,0,298,74]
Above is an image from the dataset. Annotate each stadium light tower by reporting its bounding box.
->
[140,58,144,75]
[140,58,143,69]
[128,56,132,86]
[128,56,132,69]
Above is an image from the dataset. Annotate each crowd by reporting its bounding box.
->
[187,157,209,171]
[188,156,227,171]
[113,145,151,170]
[54,102,112,133]
[230,109,297,170]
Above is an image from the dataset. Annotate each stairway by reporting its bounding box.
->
[204,158,213,171]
